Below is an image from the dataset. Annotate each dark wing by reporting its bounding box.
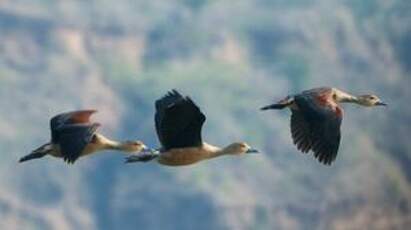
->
[292,94,342,165]
[290,111,312,154]
[50,110,97,143]
[57,123,100,164]
[155,90,206,150]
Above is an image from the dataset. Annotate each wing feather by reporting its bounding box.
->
[154,90,206,150]
[57,123,100,163]
[292,92,342,165]
[50,110,97,143]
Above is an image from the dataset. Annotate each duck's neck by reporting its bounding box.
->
[340,96,359,104]
[97,134,131,152]
[203,143,236,159]
[335,89,359,104]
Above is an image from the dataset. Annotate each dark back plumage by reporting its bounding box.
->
[291,90,342,165]
[155,90,206,150]
[50,110,99,163]
[50,110,96,141]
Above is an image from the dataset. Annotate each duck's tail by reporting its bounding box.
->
[125,151,159,163]
[260,103,289,110]
[19,143,52,163]
[261,96,293,110]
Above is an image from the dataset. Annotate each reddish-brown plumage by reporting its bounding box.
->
[69,110,97,124]
[313,90,343,118]
[315,94,329,106]
[335,106,343,117]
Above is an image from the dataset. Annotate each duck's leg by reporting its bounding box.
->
[124,150,159,163]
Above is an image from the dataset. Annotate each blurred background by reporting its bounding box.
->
[0,0,410,229]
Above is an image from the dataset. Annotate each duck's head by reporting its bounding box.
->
[224,142,259,155]
[122,140,150,153]
[356,94,387,107]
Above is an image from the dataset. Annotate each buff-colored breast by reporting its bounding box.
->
[157,147,210,166]
[80,142,104,157]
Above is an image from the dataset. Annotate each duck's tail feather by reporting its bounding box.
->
[261,103,289,110]
[125,153,158,163]
[19,143,52,163]
[261,96,293,110]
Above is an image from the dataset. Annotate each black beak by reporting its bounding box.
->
[376,101,387,106]
[246,148,259,154]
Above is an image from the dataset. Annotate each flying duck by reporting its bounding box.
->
[125,90,259,166]
[261,87,386,165]
[19,110,149,164]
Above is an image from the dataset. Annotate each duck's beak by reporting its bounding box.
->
[246,148,260,154]
[141,145,156,154]
[376,101,387,106]
[148,148,161,155]
[141,145,149,152]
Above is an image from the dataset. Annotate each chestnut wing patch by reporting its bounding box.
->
[50,110,97,143]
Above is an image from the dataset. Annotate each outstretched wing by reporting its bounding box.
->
[290,110,312,154]
[58,123,100,164]
[155,90,206,150]
[292,92,342,165]
[50,110,97,143]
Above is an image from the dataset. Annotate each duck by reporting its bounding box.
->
[125,90,259,166]
[261,87,386,165]
[19,110,149,164]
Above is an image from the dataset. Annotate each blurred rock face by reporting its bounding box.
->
[0,1,410,230]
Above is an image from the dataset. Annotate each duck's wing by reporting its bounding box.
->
[57,123,100,164]
[155,90,206,150]
[292,91,342,165]
[50,110,97,143]
[290,110,312,154]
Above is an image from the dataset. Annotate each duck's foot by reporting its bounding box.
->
[125,152,158,163]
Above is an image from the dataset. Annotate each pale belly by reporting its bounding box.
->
[157,148,209,166]
[80,143,103,156]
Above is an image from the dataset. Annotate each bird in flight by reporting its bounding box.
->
[125,90,259,166]
[261,87,386,165]
[20,110,150,164]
